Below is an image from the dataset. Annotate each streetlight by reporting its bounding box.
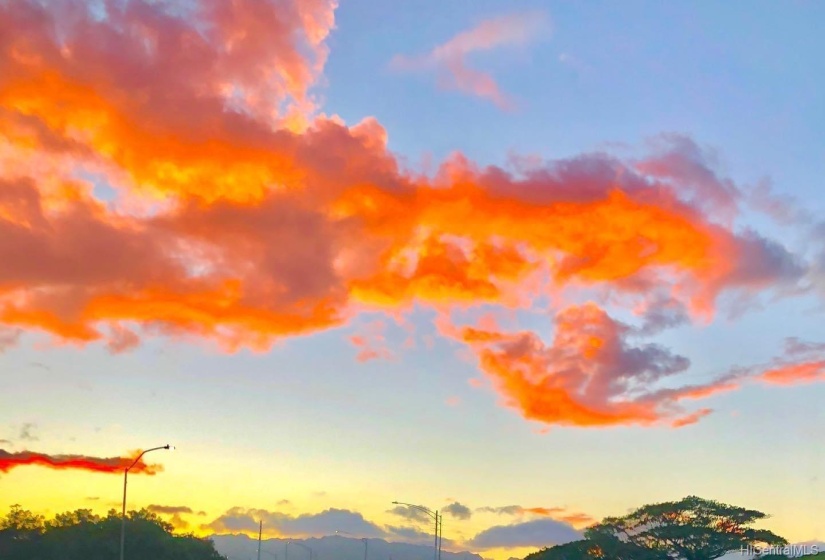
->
[391,501,442,560]
[119,444,173,560]
[336,530,368,560]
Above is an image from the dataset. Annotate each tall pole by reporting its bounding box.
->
[363,538,368,560]
[257,519,263,560]
[119,444,171,560]
[392,502,439,560]
[432,511,438,560]
[438,513,444,560]
[119,469,128,560]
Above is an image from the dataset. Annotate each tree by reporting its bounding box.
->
[526,541,593,560]
[46,508,101,529]
[528,496,788,560]
[0,504,227,560]
[526,537,668,560]
[525,538,661,560]
[0,505,46,560]
[0,504,45,534]
[587,496,787,560]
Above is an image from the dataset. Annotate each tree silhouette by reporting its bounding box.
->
[527,496,788,560]
[0,504,226,560]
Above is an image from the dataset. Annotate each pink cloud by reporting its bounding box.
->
[349,320,394,363]
[760,360,825,385]
[390,11,549,109]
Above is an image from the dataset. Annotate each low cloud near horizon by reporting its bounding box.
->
[388,505,433,524]
[204,507,386,539]
[443,502,473,520]
[202,503,587,552]
[148,505,195,515]
[466,519,582,550]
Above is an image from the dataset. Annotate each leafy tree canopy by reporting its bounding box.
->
[0,504,226,560]
[0,504,45,534]
[527,496,788,560]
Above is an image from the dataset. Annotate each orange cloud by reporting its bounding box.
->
[0,0,337,203]
[522,507,564,516]
[745,337,825,386]
[390,12,548,109]
[559,512,596,527]
[442,303,738,428]
[0,0,817,430]
[759,360,825,385]
[0,0,800,352]
[477,505,594,528]
[670,408,713,428]
[0,448,162,475]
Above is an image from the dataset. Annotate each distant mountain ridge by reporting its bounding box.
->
[211,534,485,560]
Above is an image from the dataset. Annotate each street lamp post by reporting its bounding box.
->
[436,512,442,560]
[119,444,172,560]
[391,501,441,560]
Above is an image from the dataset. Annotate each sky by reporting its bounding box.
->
[0,1,824,559]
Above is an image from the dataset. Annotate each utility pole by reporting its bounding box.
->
[391,501,440,560]
[433,511,439,560]
[257,520,262,560]
[434,513,444,560]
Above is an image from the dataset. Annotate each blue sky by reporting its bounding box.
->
[326,1,824,198]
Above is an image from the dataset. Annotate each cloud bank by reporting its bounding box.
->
[205,507,385,538]
[467,519,581,550]
[0,0,822,430]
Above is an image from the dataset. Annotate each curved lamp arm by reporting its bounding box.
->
[126,444,172,473]
[392,501,437,521]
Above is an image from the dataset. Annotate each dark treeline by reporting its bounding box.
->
[0,504,226,560]
[527,496,819,560]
